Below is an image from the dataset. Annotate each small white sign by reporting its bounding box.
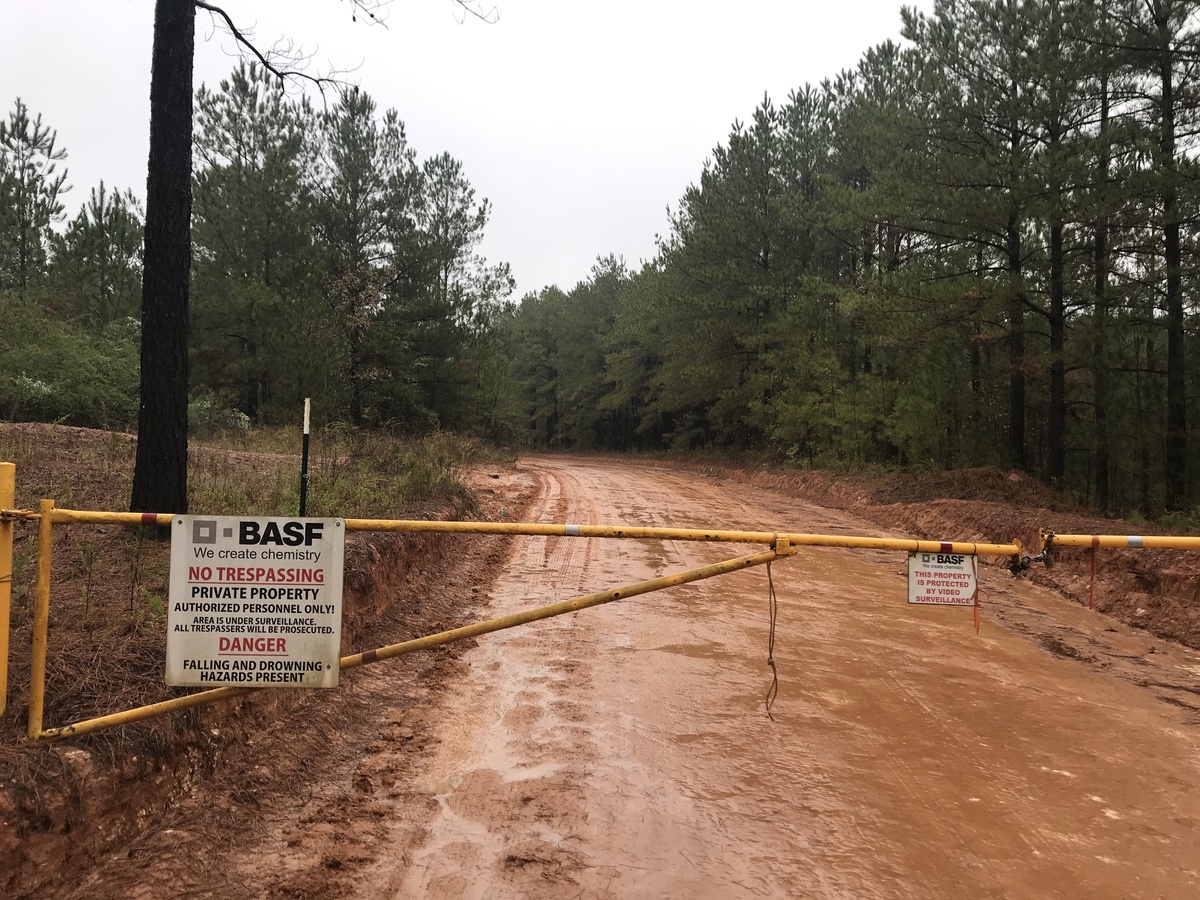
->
[907,551,978,606]
[166,516,345,688]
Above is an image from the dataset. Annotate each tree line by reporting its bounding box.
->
[504,0,1200,518]
[4,0,1198,520]
[0,63,515,439]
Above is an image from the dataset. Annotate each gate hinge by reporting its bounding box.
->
[0,507,39,523]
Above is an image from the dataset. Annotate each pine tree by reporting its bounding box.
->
[1114,0,1200,510]
[903,0,1045,471]
[0,98,69,300]
[51,183,143,326]
[315,87,419,426]
[191,63,319,423]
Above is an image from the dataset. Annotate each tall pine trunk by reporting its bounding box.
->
[1161,70,1187,511]
[130,0,195,515]
[1093,215,1111,511]
[1043,0,1068,486]
[1093,62,1111,513]
[1006,214,1027,470]
[1047,220,1066,484]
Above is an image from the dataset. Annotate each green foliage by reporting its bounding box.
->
[6,0,1200,523]
[188,391,251,438]
[49,182,143,326]
[0,292,138,428]
[501,1,1200,519]
[187,72,515,435]
[302,427,477,517]
[0,98,69,298]
[190,63,324,426]
[0,73,518,442]
[188,423,478,519]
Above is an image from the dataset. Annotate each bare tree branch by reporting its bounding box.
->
[344,0,390,26]
[194,1,359,96]
[194,0,496,98]
[450,0,499,24]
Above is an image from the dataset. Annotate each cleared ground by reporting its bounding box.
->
[62,456,1200,898]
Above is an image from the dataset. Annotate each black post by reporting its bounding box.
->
[299,398,310,517]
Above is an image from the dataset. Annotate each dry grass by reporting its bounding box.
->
[0,422,479,785]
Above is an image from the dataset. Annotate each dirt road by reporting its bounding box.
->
[339,457,1199,898]
[60,456,1200,899]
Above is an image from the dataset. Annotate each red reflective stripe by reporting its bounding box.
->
[939,542,953,553]
[141,513,158,526]
[361,649,378,663]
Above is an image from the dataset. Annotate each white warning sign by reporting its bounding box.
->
[166,516,345,688]
[907,551,978,606]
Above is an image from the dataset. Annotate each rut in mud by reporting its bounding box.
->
[27,457,1200,898]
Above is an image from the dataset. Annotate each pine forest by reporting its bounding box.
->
[2,0,1199,518]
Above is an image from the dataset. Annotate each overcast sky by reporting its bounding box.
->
[1,0,922,298]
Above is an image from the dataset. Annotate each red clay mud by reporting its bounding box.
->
[9,455,1200,898]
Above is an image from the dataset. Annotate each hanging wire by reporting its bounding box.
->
[972,554,981,634]
[764,536,780,720]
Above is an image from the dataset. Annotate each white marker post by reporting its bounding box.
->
[299,398,311,517]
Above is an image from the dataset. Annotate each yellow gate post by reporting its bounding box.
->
[26,499,53,739]
[0,462,14,717]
